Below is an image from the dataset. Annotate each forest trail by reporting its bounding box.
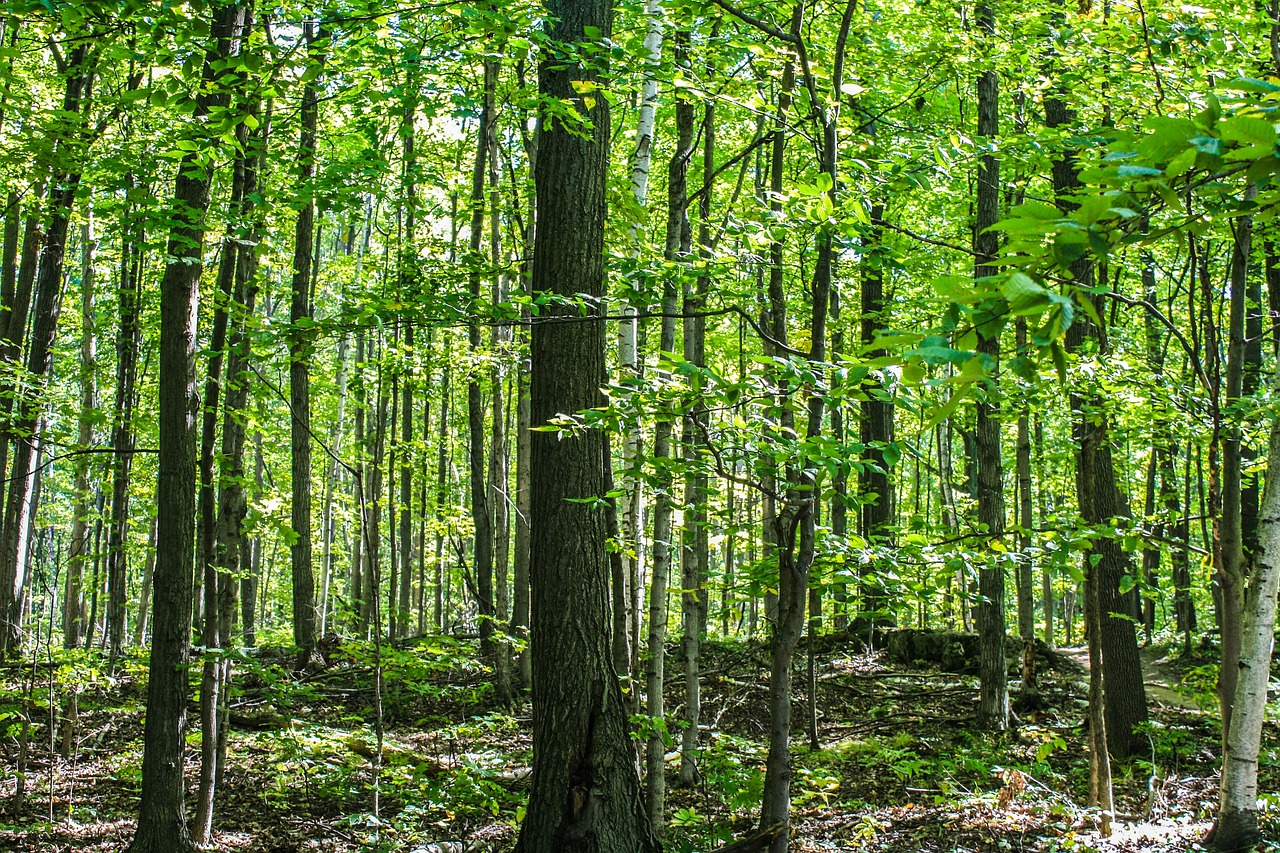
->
[1058,644,1206,712]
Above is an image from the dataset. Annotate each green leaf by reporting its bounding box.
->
[1219,115,1276,149]
[1117,165,1164,178]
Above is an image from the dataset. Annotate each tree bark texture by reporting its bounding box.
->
[515,0,657,847]
[128,7,245,851]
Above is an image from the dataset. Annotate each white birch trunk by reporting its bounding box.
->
[1212,369,1280,851]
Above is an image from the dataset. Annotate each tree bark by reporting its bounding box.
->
[128,7,246,851]
[974,0,1008,731]
[1044,78,1147,761]
[1208,369,1280,852]
[515,0,658,847]
[289,20,326,670]
[65,212,97,649]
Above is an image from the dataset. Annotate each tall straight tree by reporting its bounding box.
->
[467,56,509,701]
[973,0,1008,731]
[514,0,657,846]
[289,19,326,669]
[65,212,97,648]
[1042,15,1147,759]
[128,5,247,851]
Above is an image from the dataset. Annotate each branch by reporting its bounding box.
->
[708,0,797,44]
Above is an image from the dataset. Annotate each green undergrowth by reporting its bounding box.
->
[2,636,1277,851]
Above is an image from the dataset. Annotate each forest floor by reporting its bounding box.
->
[0,630,1275,853]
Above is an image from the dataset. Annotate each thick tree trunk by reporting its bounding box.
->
[515,0,657,847]
[1044,86,1147,761]
[129,8,246,851]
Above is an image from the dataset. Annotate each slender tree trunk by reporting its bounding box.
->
[645,27,694,832]
[289,20,326,670]
[194,88,263,845]
[433,358,451,632]
[680,53,713,784]
[974,1,1008,731]
[112,193,144,651]
[619,0,663,707]
[1085,552,1114,836]
[1016,319,1038,698]
[1219,201,1253,744]
[134,514,158,645]
[129,8,246,851]
[468,56,507,701]
[321,334,349,634]
[65,212,98,648]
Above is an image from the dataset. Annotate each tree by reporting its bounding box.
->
[514,0,658,847]
[128,5,247,851]
[289,18,326,670]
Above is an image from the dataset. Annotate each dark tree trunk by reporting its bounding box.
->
[974,1,1008,731]
[514,0,657,848]
[1044,82,1147,762]
[1219,205,1253,744]
[194,87,263,845]
[289,20,326,670]
[109,190,143,653]
[129,6,246,851]
[468,56,507,700]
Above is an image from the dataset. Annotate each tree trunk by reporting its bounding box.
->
[680,29,711,785]
[128,8,245,851]
[515,0,658,847]
[1044,81,1147,762]
[65,212,98,649]
[1219,202,1253,744]
[619,0,664,709]
[1016,319,1038,696]
[194,87,263,846]
[289,20,326,670]
[974,1,1008,731]
[468,56,507,702]
[1208,370,1280,851]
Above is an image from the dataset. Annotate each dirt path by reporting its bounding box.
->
[1058,644,1205,712]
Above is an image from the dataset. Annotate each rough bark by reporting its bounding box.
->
[1044,82,1147,762]
[974,1,1008,731]
[128,7,245,851]
[514,0,657,847]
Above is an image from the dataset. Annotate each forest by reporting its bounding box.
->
[0,0,1278,850]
